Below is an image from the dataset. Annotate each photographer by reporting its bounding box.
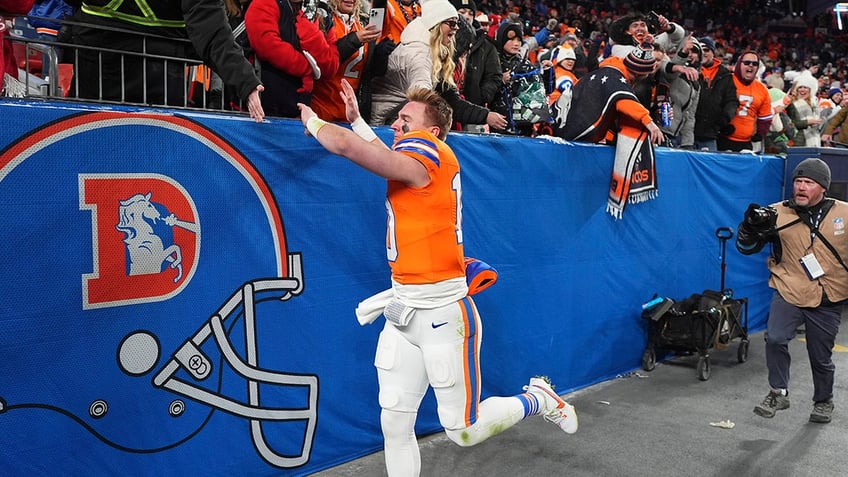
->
[736,158,846,424]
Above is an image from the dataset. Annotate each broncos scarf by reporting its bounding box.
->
[556,64,658,219]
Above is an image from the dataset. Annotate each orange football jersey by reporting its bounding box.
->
[311,14,370,122]
[727,77,773,142]
[386,131,465,284]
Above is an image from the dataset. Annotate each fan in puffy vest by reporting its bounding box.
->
[737,158,844,425]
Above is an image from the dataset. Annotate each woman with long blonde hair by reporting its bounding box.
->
[430,20,457,86]
[786,71,824,147]
[370,0,506,129]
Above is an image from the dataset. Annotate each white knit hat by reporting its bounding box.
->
[793,71,819,98]
[420,0,458,31]
[551,45,576,64]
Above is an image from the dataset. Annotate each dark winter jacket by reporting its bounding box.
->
[78,0,262,101]
[437,81,490,125]
[694,60,738,140]
[460,29,502,108]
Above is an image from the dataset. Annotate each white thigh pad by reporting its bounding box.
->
[423,343,457,389]
[374,328,426,412]
[424,343,467,429]
[374,328,398,371]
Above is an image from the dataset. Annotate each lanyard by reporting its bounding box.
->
[809,207,824,244]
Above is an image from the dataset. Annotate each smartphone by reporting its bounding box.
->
[369,7,386,36]
[646,11,661,31]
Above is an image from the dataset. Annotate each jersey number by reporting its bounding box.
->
[385,172,462,262]
[343,47,366,79]
[736,94,754,117]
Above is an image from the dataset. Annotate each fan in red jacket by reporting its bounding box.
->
[1,0,36,93]
[245,0,340,118]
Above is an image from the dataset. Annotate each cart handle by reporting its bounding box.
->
[716,227,734,240]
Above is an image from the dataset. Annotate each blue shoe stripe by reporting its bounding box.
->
[518,392,540,417]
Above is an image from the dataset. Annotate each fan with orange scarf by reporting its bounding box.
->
[555,44,665,219]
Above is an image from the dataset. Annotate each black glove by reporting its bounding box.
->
[737,203,773,255]
[371,39,397,78]
[736,220,766,255]
[453,16,475,61]
[719,124,735,136]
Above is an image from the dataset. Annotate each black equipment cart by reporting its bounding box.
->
[640,227,750,381]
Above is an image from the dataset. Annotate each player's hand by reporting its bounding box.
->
[340,79,362,124]
[247,85,265,123]
[298,103,318,135]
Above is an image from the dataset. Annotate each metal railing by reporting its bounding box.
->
[3,15,248,114]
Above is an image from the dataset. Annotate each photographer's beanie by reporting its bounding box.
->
[793,158,831,190]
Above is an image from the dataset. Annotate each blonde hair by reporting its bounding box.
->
[326,0,362,22]
[429,26,456,88]
[791,71,819,105]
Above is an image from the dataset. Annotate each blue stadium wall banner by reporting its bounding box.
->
[0,100,782,475]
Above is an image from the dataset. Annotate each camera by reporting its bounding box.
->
[746,205,777,230]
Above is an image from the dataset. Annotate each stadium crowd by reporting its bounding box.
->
[3,0,847,149]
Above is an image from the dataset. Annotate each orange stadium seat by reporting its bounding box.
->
[12,42,43,77]
[57,63,73,97]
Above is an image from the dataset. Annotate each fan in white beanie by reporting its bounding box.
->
[418,0,458,31]
[792,70,819,98]
[788,70,823,147]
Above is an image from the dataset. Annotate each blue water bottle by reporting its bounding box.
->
[659,100,672,128]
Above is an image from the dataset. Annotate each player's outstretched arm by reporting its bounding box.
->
[298,104,428,187]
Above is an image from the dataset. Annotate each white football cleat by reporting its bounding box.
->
[525,376,578,434]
